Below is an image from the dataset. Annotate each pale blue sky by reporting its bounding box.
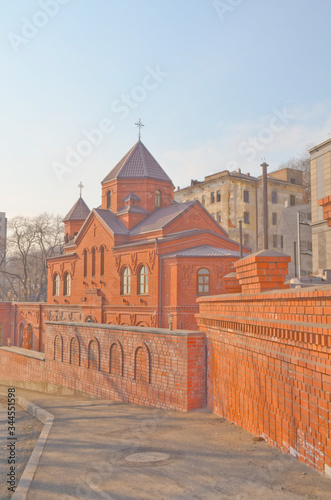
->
[1,0,331,218]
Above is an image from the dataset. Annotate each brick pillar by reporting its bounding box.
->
[234,250,290,294]
[223,272,242,294]
[319,195,331,226]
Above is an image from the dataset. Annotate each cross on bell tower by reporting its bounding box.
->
[135,119,144,141]
[78,182,84,197]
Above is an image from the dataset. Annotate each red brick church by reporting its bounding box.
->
[47,138,245,330]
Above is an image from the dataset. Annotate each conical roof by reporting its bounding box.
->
[102,141,173,184]
[63,197,90,222]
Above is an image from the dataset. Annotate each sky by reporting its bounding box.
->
[1,0,331,219]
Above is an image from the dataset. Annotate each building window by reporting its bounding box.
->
[121,267,131,295]
[201,195,205,206]
[244,234,249,247]
[197,268,210,295]
[216,190,221,202]
[138,265,148,294]
[272,191,277,204]
[290,178,296,184]
[64,272,71,296]
[210,192,215,204]
[290,195,296,206]
[272,213,277,225]
[243,190,249,203]
[107,191,112,209]
[273,234,278,248]
[155,190,162,208]
[217,211,221,223]
[244,212,250,224]
[92,248,96,277]
[100,246,105,276]
[83,249,88,277]
[53,274,60,296]
[281,235,284,249]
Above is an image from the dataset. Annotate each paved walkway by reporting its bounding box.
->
[1,385,330,500]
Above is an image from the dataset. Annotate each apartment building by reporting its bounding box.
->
[174,168,305,252]
[310,138,331,274]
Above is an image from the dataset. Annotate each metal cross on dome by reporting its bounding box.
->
[78,182,84,197]
[135,119,144,140]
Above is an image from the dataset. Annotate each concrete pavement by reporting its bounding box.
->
[1,385,330,500]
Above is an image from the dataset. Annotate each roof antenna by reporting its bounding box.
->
[135,118,144,141]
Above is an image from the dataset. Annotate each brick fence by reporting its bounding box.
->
[0,323,206,412]
[197,285,331,477]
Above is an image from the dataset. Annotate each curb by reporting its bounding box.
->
[0,392,54,500]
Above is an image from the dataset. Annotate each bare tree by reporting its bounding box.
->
[277,146,313,204]
[1,213,63,302]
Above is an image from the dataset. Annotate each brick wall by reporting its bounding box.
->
[0,347,45,385]
[0,323,206,411]
[197,286,331,476]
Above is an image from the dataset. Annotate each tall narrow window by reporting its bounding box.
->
[216,190,221,202]
[210,192,215,204]
[197,268,210,295]
[64,272,71,296]
[273,234,278,248]
[290,195,296,206]
[155,190,162,208]
[244,212,250,224]
[92,248,96,277]
[272,191,277,204]
[107,191,112,209]
[100,246,105,276]
[243,190,249,203]
[53,274,60,296]
[83,249,88,277]
[217,212,221,223]
[121,267,131,295]
[201,195,205,206]
[272,213,277,225]
[138,265,148,294]
[244,234,249,247]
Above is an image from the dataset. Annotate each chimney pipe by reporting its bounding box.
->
[261,162,269,249]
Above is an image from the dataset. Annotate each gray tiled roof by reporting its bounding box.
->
[122,192,141,202]
[102,141,173,184]
[63,197,90,222]
[95,209,128,235]
[129,201,194,235]
[116,205,148,215]
[163,245,240,258]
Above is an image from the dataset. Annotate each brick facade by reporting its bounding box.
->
[197,287,331,476]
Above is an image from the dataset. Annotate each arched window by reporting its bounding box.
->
[83,249,88,278]
[121,267,131,295]
[100,246,105,276]
[107,190,112,209]
[92,248,96,277]
[53,273,60,296]
[138,265,148,294]
[64,272,71,296]
[197,268,210,295]
[155,189,162,208]
[19,323,24,347]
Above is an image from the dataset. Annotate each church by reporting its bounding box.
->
[47,136,245,330]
